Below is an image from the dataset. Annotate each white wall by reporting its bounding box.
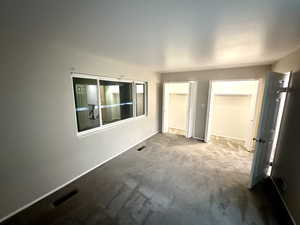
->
[168,94,188,130]
[272,48,300,73]
[161,65,271,82]
[0,35,160,221]
[163,83,189,133]
[212,80,259,95]
[161,65,271,141]
[210,80,259,143]
[211,95,252,140]
[165,83,190,94]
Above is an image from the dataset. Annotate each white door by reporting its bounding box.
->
[249,72,288,188]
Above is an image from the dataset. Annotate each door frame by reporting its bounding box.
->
[204,79,261,147]
[187,81,197,138]
[162,81,196,138]
[204,81,213,142]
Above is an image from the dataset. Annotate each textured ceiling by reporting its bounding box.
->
[1,0,300,72]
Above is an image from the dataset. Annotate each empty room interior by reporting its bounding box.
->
[1,1,300,225]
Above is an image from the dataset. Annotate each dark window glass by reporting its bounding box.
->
[136,83,145,116]
[73,78,100,132]
[100,80,133,125]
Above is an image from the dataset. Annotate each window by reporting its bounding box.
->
[72,74,147,134]
[136,83,146,116]
[100,80,133,125]
[73,78,100,132]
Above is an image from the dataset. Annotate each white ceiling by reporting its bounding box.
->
[2,0,300,72]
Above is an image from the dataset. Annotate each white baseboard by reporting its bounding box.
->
[168,127,186,131]
[210,134,246,142]
[0,131,159,223]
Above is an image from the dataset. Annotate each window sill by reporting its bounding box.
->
[77,115,147,138]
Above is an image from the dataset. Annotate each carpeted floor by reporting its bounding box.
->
[4,133,279,225]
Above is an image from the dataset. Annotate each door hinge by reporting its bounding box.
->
[253,138,266,144]
[276,87,290,93]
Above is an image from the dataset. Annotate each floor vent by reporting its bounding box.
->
[52,189,78,207]
[137,146,146,151]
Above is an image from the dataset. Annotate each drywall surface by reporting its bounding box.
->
[161,65,270,141]
[163,83,189,133]
[0,35,160,221]
[165,83,190,94]
[168,94,188,130]
[211,95,252,141]
[194,81,209,139]
[272,48,300,73]
[161,65,271,82]
[212,80,259,95]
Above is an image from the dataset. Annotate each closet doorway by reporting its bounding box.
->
[162,82,193,137]
[206,80,260,151]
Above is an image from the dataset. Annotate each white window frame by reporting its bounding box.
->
[134,81,148,118]
[71,73,148,136]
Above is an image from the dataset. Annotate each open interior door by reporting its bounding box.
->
[249,72,289,188]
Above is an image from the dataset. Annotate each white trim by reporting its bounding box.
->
[135,81,146,84]
[71,72,132,83]
[185,82,192,138]
[72,72,145,84]
[210,134,246,142]
[187,81,197,138]
[97,79,103,126]
[204,81,213,143]
[70,75,80,137]
[133,82,137,117]
[245,80,260,150]
[135,82,147,117]
[270,177,297,225]
[162,83,168,133]
[0,131,159,224]
[71,73,99,80]
[71,71,149,84]
[145,82,148,116]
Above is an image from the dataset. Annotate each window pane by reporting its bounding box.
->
[136,83,145,116]
[73,78,100,132]
[100,80,133,125]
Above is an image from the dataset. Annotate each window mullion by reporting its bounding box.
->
[145,82,148,116]
[97,79,103,126]
[133,82,137,117]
